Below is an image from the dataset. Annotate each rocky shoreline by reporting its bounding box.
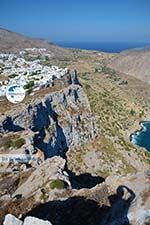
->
[130,120,150,152]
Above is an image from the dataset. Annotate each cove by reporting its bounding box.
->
[130,121,150,152]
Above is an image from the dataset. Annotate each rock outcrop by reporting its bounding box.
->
[13,156,71,197]
[0,71,97,160]
[3,214,23,225]
[0,172,109,225]
[21,183,109,225]
[3,214,53,225]
[1,156,149,225]
[24,216,52,225]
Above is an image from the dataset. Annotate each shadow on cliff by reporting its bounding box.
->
[34,122,68,159]
[31,96,104,189]
[66,169,105,189]
[32,100,68,158]
[2,116,24,132]
[22,185,135,225]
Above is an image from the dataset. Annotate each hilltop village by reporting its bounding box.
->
[0,48,68,96]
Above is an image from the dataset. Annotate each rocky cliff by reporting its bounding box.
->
[0,71,97,160]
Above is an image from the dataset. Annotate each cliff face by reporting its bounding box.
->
[0,72,97,159]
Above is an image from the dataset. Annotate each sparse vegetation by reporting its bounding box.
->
[50,179,65,189]
[76,64,150,175]
[12,138,26,148]
[130,109,136,116]
[0,136,25,150]
[119,80,128,85]
[139,110,145,118]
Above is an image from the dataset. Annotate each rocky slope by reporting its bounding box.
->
[0,28,72,59]
[0,71,97,162]
[13,156,71,198]
[1,156,150,225]
[0,156,109,225]
[0,29,150,225]
[66,66,150,178]
[108,47,150,83]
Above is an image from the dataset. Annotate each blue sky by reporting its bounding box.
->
[0,0,150,42]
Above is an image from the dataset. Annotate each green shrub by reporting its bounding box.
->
[12,138,26,148]
[2,137,25,149]
[130,109,136,116]
[139,110,145,118]
[119,80,128,85]
[84,83,91,90]
[94,68,99,73]
[24,80,34,89]
[50,179,65,189]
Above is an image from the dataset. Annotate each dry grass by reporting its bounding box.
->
[66,50,150,175]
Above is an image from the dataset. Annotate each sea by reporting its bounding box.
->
[56,42,150,53]
[130,122,150,152]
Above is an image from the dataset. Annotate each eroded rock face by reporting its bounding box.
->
[0,77,97,159]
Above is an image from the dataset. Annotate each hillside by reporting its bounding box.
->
[108,46,150,83]
[0,28,72,59]
[0,30,150,225]
[59,50,150,177]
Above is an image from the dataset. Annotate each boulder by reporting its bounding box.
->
[3,215,53,225]
[13,156,71,197]
[3,214,23,225]
[23,216,52,225]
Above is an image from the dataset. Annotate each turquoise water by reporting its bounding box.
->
[130,121,150,152]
